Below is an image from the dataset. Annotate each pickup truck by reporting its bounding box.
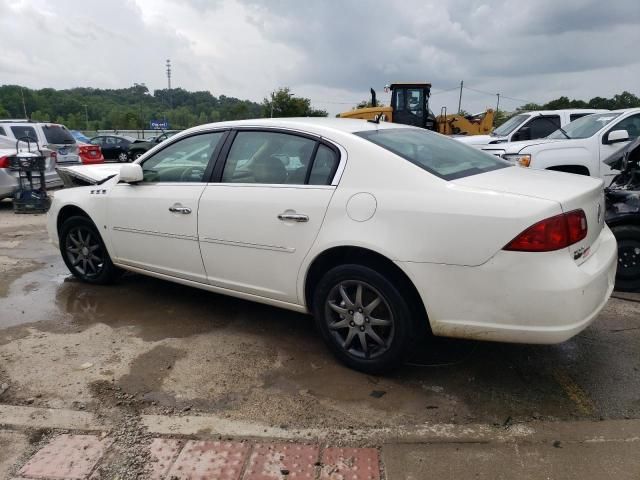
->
[481,108,640,184]
[456,109,606,147]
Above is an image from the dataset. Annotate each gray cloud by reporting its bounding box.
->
[0,0,638,115]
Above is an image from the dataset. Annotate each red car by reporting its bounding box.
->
[77,142,104,164]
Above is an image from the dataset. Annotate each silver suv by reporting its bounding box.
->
[0,134,59,199]
[0,120,81,166]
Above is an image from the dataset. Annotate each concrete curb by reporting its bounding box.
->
[2,404,640,445]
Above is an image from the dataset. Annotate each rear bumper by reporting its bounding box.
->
[0,169,62,198]
[399,225,617,344]
[0,170,18,198]
[79,154,105,164]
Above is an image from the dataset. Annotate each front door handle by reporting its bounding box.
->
[169,204,192,214]
[278,212,309,222]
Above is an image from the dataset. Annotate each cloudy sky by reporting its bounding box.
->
[1,0,639,115]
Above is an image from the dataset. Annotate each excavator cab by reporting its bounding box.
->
[388,83,436,130]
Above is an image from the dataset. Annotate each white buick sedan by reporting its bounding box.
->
[48,118,617,372]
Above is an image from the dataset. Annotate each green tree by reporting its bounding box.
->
[262,87,328,118]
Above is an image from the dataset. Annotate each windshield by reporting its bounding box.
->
[355,128,510,180]
[548,112,621,139]
[43,125,76,144]
[492,114,529,137]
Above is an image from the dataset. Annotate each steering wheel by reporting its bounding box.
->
[180,166,205,182]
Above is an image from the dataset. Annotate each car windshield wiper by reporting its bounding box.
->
[538,113,570,139]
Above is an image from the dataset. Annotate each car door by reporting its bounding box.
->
[99,137,118,160]
[512,115,560,141]
[107,130,227,282]
[198,129,341,303]
[600,113,640,183]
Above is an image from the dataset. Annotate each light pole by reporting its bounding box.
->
[134,83,146,138]
[83,104,89,132]
[270,91,275,118]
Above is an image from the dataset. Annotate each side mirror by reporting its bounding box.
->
[604,129,630,145]
[119,163,143,183]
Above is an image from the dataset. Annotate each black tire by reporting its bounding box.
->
[59,216,121,285]
[312,264,415,373]
[132,151,144,160]
[611,224,640,292]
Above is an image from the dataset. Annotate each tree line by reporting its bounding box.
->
[0,85,327,131]
[494,91,640,126]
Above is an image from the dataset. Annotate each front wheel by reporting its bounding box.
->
[59,216,121,284]
[117,152,129,163]
[312,264,415,373]
[611,224,640,292]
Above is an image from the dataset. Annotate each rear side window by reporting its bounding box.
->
[0,127,5,136]
[570,113,590,122]
[308,144,339,185]
[10,126,37,142]
[355,128,509,180]
[43,125,75,144]
[222,131,317,185]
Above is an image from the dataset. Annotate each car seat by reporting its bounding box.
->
[252,155,287,184]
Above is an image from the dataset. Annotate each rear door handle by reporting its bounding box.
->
[169,204,192,214]
[278,212,309,222]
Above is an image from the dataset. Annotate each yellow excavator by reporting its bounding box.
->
[339,82,494,136]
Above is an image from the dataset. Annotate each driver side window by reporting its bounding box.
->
[141,132,224,183]
[611,114,640,139]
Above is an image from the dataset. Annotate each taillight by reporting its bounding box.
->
[0,156,9,168]
[504,209,588,252]
[51,151,57,164]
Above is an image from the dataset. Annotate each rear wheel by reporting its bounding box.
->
[59,216,120,284]
[132,151,144,160]
[117,152,129,163]
[611,224,640,292]
[312,264,414,373]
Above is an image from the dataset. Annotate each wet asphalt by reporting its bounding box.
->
[0,199,639,432]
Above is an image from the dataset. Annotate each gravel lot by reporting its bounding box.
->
[1,198,639,436]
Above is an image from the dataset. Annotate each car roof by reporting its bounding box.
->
[516,109,608,115]
[93,134,133,139]
[186,117,413,137]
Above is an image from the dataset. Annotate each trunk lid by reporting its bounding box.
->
[454,167,606,264]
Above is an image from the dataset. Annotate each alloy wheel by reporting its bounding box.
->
[118,152,129,162]
[64,226,105,278]
[617,240,640,280]
[325,280,394,359]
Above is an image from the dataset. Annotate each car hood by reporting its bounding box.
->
[455,134,493,145]
[482,138,565,154]
[56,163,125,186]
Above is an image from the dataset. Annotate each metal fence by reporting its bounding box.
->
[81,129,181,140]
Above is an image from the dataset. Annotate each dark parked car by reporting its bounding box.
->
[605,137,640,292]
[127,131,178,160]
[89,135,137,162]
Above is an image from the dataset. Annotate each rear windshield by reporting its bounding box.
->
[355,128,509,180]
[43,124,76,144]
